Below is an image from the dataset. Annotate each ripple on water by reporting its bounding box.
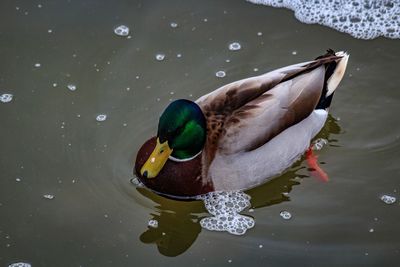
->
[197,191,255,235]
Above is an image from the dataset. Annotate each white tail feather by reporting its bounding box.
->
[326,51,349,96]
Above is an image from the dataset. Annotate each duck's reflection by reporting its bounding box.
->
[137,115,341,256]
[137,187,204,257]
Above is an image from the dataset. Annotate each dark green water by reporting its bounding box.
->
[1,0,399,266]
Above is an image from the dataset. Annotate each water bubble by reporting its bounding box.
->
[48,29,53,33]
[228,42,241,51]
[312,138,328,150]
[280,210,292,220]
[67,84,77,91]
[43,194,55,200]
[34,63,41,68]
[176,53,182,58]
[215,70,226,78]
[96,114,107,122]
[170,22,178,28]
[130,177,144,187]
[16,178,21,182]
[259,244,263,248]
[0,94,13,103]
[8,263,31,267]
[155,53,165,61]
[114,25,130,36]
[380,194,396,204]
[369,228,374,233]
[198,191,255,235]
[292,51,298,55]
[257,32,263,36]
[148,219,158,228]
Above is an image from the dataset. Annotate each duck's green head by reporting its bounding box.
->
[140,99,207,178]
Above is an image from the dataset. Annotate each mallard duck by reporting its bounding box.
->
[135,49,349,198]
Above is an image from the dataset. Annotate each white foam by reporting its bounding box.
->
[228,42,242,51]
[247,0,400,39]
[0,93,13,103]
[312,138,328,150]
[215,70,226,78]
[197,191,255,235]
[114,25,129,37]
[148,219,159,228]
[8,263,31,267]
[279,210,292,220]
[96,114,107,122]
[380,194,396,204]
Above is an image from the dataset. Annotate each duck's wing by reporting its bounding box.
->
[196,51,347,160]
[220,65,325,154]
[196,54,341,114]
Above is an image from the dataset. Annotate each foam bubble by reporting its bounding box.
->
[43,194,55,200]
[215,70,226,78]
[312,138,328,150]
[279,210,292,220]
[0,93,13,103]
[197,191,255,235]
[380,194,396,204]
[155,53,165,61]
[247,0,400,39]
[228,42,241,51]
[148,219,159,228]
[96,114,107,122]
[67,84,77,91]
[130,177,144,187]
[8,263,31,267]
[114,25,129,36]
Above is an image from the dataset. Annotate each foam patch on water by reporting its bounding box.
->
[8,263,31,267]
[197,191,255,235]
[247,0,400,39]
[312,138,328,151]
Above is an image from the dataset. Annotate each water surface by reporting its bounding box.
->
[1,0,400,266]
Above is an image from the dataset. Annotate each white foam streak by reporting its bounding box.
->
[247,0,400,39]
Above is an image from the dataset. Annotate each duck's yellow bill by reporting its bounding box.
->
[140,138,173,179]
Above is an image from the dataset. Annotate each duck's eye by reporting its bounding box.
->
[159,149,164,154]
